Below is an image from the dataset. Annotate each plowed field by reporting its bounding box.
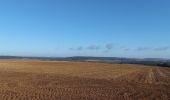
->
[0,60,169,100]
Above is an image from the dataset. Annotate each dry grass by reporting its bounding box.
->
[0,60,169,100]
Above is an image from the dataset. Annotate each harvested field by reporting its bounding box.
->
[0,60,169,100]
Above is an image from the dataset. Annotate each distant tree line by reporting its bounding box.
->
[156,63,170,67]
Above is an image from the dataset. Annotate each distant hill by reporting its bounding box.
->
[0,56,170,68]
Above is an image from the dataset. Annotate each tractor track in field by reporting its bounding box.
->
[145,68,155,84]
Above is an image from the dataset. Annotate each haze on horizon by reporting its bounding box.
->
[0,0,170,58]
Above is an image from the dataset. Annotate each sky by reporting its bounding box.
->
[0,0,170,58]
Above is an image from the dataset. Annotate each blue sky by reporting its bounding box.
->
[0,0,170,58]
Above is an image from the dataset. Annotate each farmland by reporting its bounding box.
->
[0,60,169,100]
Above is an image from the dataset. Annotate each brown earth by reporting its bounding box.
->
[0,60,169,100]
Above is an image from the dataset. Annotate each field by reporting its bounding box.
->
[0,60,169,100]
